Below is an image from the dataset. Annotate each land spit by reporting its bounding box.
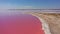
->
[25,12,60,34]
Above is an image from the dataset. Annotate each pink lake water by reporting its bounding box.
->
[0,11,44,34]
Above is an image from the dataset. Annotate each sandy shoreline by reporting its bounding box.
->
[25,12,60,34]
[30,14,51,34]
[25,12,51,34]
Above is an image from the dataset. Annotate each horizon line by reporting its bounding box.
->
[8,9,60,10]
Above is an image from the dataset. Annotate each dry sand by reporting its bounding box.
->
[25,12,60,34]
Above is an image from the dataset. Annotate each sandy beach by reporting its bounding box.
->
[25,12,60,34]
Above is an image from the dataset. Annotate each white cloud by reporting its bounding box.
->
[16,6,41,9]
[0,3,40,9]
[0,3,17,9]
[16,6,34,9]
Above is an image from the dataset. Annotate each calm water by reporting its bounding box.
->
[0,10,44,34]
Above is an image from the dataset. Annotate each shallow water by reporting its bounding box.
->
[0,11,44,34]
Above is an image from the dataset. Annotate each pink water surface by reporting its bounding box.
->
[0,14,44,34]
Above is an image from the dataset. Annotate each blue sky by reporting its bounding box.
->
[0,0,60,9]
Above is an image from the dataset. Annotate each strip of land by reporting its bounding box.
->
[25,12,60,34]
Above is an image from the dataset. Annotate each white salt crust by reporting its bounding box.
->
[31,14,51,34]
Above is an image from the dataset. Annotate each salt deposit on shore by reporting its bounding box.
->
[25,12,60,34]
[25,12,51,34]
